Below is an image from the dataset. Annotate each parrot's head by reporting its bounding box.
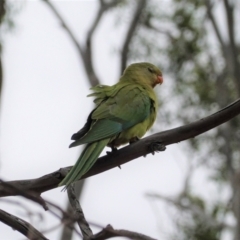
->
[123,62,163,88]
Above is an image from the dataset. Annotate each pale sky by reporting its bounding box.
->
[0,1,220,240]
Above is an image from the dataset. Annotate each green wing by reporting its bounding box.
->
[69,84,151,147]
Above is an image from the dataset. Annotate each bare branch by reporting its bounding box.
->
[120,0,146,73]
[87,0,122,43]
[0,180,82,237]
[0,180,48,210]
[205,0,226,55]
[0,0,6,107]
[0,193,155,240]
[42,0,83,56]
[0,98,239,196]
[81,0,119,86]
[224,0,235,50]
[204,0,240,92]
[67,183,93,238]
[0,209,48,240]
[82,0,122,86]
[42,0,121,87]
[60,181,84,240]
[91,224,157,240]
[42,0,98,86]
[223,0,240,96]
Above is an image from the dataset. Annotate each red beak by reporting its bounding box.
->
[157,75,163,84]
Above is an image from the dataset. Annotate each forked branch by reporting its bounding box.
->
[0,98,240,197]
[0,209,48,240]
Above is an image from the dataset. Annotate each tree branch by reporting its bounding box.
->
[0,180,48,210]
[0,0,6,108]
[0,188,156,240]
[65,183,156,240]
[91,224,157,240]
[120,0,146,73]
[0,180,82,237]
[67,184,93,238]
[42,0,121,87]
[0,98,239,196]
[223,0,240,96]
[42,0,99,86]
[60,181,84,240]
[82,0,121,86]
[0,209,49,240]
[42,0,83,56]
[205,0,226,56]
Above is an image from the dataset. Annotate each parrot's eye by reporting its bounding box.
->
[148,67,154,73]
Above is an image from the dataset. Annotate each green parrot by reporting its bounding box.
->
[59,62,163,188]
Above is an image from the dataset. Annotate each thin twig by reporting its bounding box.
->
[82,0,122,86]
[0,180,83,237]
[42,0,121,87]
[67,183,93,239]
[0,180,48,210]
[42,0,98,86]
[42,0,83,55]
[0,98,240,196]
[0,209,48,240]
[91,224,157,240]
[223,0,240,96]
[0,0,6,107]
[60,181,84,240]
[121,0,146,73]
[205,0,226,56]
[81,0,107,86]
[0,194,156,240]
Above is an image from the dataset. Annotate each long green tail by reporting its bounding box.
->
[59,138,109,188]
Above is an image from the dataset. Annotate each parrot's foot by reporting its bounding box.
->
[149,142,166,154]
[106,146,118,155]
[106,147,121,169]
[129,136,140,144]
[143,142,166,157]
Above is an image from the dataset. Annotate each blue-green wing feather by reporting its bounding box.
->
[69,85,151,147]
[69,119,122,147]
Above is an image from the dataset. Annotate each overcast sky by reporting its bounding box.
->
[0,1,220,239]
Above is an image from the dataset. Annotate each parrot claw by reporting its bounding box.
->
[143,142,166,157]
[118,165,121,169]
[106,146,118,155]
[149,142,166,154]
